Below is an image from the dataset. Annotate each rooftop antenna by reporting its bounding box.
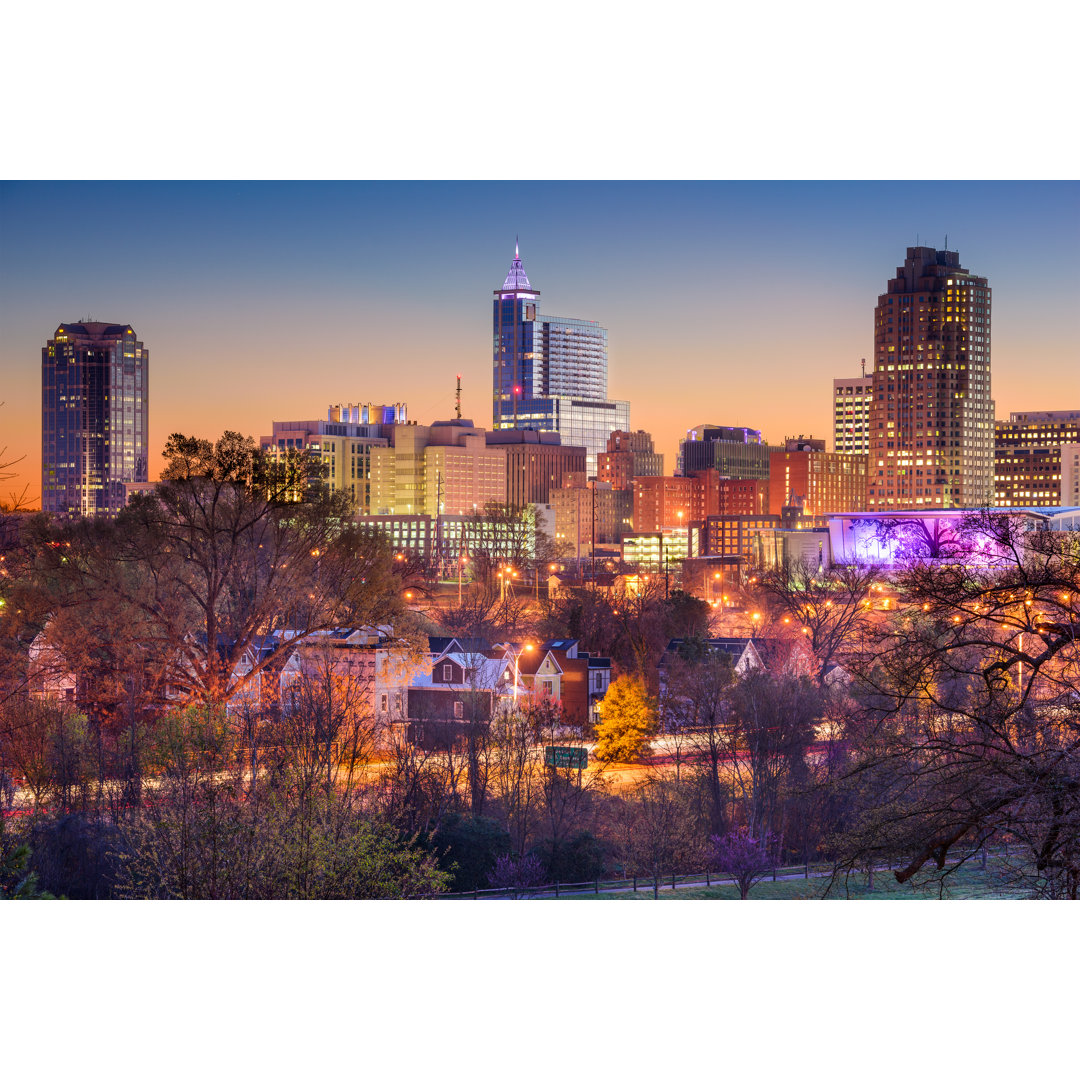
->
[945,233,948,251]
[455,373,462,419]
[515,235,519,260]
[860,357,866,378]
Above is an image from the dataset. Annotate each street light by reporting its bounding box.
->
[512,642,534,704]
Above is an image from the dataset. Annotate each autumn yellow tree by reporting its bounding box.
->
[593,675,658,763]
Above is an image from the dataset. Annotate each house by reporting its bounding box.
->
[509,639,611,728]
[658,636,764,701]
[395,635,616,741]
[394,637,521,748]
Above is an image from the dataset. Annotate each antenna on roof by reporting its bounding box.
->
[455,374,462,419]
[860,357,866,378]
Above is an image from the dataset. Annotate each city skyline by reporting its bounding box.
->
[2,180,1078,508]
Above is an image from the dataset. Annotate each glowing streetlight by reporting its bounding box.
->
[506,642,535,705]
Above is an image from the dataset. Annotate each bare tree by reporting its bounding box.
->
[727,670,823,849]
[32,432,410,710]
[757,558,880,686]
[0,403,31,512]
[615,776,700,898]
[661,650,736,833]
[834,511,1080,898]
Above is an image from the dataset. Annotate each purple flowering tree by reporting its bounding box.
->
[487,852,545,899]
[710,827,773,900]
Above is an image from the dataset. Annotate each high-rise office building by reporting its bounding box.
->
[866,247,994,510]
[833,364,873,455]
[492,243,629,476]
[994,410,1080,508]
[42,321,148,516]
[679,424,770,479]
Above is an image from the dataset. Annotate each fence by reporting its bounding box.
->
[429,847,1007,899]
[432,860,836,900]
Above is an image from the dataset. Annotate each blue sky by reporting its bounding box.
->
[3,181,1078,503]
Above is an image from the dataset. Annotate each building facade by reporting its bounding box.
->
[994,411,1080,508]
[550,480,633,556]
[369,419,506,517]
[698,514,782,562]
[260,404,401,512]
[597,429,663,489]
[42,321,148,516]
[620,530,691,571]
[708,476,770,517]
[485,428,587,507]
[1062,444,1080,508]
[632,475,699,533]
[867,247,994,510]
[359,511,536,567]
[833,367,873,455]
[768,438,868,516]
[679,424,770,479]
[492,243,630,475]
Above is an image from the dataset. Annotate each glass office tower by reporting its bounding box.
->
[42,321,148,516]
[493,243,629,476]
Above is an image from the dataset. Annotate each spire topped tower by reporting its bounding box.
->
[501,240,533,292]
[491,240,628,476]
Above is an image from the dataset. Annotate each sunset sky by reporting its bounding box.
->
[2,180,1078,507]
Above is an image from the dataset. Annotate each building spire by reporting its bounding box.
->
[501,239,532,291]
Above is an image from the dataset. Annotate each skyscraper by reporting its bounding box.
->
[833,363,873,455]
[42,321,148,516]
[492,243,629,476]
[866,247,994,510]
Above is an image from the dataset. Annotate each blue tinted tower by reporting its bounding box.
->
[42,321,148,516]
[492,243,628,476]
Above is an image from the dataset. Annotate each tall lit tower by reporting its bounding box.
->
[866,247,993,510]
[492,242,628,476]
[42,321,149,516]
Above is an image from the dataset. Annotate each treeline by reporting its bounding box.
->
[2,432,1079,899]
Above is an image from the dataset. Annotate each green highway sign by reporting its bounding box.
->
[545,745,589,770]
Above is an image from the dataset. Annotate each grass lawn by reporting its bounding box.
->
[561,861,1028,899]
